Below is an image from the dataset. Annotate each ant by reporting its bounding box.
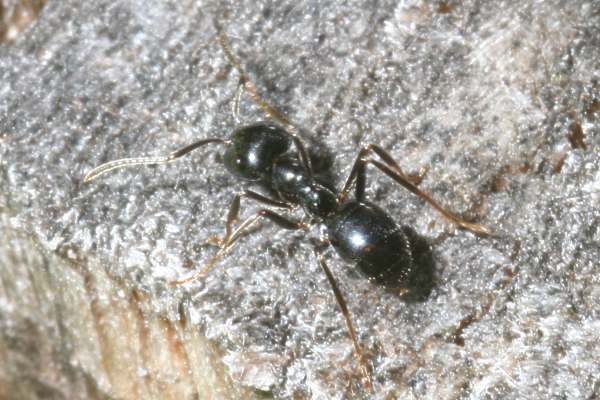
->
[83,27,492,390]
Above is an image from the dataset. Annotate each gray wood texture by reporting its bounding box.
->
[1,0,598,399]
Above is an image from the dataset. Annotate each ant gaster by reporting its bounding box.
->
[83,28,492,390]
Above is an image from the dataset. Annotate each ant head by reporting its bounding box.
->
[224,123,292,181]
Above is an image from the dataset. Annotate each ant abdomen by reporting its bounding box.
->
[327,201,413,286]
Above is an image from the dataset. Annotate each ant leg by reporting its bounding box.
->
[210,189,294,247]
[339,144,414,203]
[83,138,228,182]
[367,159,491,235]
[215,26,313,177]
[171,208,306,286]
[339,145,491,235]
[312,245,373,390]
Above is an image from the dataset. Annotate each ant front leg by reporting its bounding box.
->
[208,189,294,247]
[172,195,305,286]
[339,144,492,236]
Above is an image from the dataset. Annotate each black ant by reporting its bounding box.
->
[83,27,492,390]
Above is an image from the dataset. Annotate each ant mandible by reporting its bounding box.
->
[83,26,492,390]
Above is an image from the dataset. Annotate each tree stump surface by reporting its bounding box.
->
[1,1,599,399]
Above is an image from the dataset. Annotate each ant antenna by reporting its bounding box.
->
[83,138,227,183]
[214,23,314,177]
[215,24,292,129]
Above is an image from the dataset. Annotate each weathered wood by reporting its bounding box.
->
[1,0,599,399]
[0,215,254,399]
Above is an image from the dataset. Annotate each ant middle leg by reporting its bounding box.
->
[339,145,492,235]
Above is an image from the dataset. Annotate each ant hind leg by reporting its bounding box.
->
[338,144,492,236]
[312,244,374,391]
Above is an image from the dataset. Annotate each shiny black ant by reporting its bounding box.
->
[83,28,491,390]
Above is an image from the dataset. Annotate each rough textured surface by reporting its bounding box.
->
[0,0,46,43]
[1,0,599,399]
